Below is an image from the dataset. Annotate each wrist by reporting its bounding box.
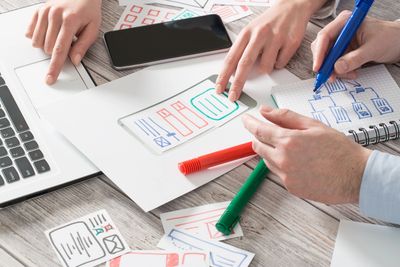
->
[273,0,328,19]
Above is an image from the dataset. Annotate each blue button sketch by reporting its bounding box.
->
[153,136,171,148]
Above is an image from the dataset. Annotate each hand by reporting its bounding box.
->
[26,0,102,85]
[242,106,372,204]
[312,11,400,81]
[216,0,327,101]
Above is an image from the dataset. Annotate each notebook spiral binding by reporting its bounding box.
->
[349,121,400,146]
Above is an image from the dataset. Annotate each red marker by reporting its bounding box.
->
[178,142,255,175]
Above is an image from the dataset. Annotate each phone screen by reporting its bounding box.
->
[104,15,232,69]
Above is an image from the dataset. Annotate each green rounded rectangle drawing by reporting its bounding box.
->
[190,88,239,121]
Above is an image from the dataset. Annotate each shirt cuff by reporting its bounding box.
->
[312,0,340,19]
[359,150,400,224]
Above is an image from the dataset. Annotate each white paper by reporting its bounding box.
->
[45,210,130,267]
[206,0,272,8]
[331,220,400,267]
[107,250,209,267]
[158,228,254,267]
[271,65,400,134]
[160,202,243,241]
[39,53,299,212]
[131,0,212,9]
[120,78,248,154]
[172,9,204,20]
[114,2,179,30]
[210,5,253,23]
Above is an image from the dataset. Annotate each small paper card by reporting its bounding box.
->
[107,250,209,267]
[160,202,243,241]
[45,210,130,267]
[114,2,179,30]
[172,9,204,20]
[158,228,254,267]
[209,5,253,23]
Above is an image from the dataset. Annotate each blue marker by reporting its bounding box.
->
[314,0,374,92]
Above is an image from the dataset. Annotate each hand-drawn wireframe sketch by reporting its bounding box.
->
[119,75,255,154]
[349,86,393,116]
[158,229,254,267]
[46,210,130,267]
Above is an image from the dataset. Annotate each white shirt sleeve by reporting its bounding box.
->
[312,0,341,19]
[359,150,400,224]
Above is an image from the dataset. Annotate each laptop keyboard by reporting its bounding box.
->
[0,74,50,186]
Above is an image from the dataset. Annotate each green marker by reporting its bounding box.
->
[216,160,269,235]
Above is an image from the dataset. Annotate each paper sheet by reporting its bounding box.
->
[45,210,130,267]
[114,3,179,30]
[158,228,254,267]
[206,0,272,8]
[210,5,252,23]
[160,202,243,241]
[271,65,400,134]
[331,220,400,267]
[107,250,209,267]
[130,0,212,9]
[172,9,204,20]
[119,78,248,154]
[39,53,299,212]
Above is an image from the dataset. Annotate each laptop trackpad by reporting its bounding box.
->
[15,59,88,110]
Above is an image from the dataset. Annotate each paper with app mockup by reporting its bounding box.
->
[107,250,209,267]
[160,202,243,241]
[114,2,179,30]
[158,228,254,267]
[45,210,130,267]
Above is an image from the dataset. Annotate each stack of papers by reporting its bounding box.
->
[115,0,273,29]
[46,204,254,267]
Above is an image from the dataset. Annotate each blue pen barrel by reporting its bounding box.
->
[314,0,374,91]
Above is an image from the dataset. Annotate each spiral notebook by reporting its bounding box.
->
[271,65,400,145]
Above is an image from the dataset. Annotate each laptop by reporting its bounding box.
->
[0,4,100,207]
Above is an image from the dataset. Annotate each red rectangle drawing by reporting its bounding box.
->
[157,108,193,137]
[171,101,208,129]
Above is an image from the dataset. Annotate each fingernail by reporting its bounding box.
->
[72,53,82,65]
[215,84,222,93]
[335,59,348,74]
[46,75,55,85]
[228,91,237,102]
[261,105,273,113]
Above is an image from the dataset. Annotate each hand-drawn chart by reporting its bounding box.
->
[119,77,249,154]
[310,78,394,126]
[46,210,130,267]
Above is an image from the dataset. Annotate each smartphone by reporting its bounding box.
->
[104,15,232,70]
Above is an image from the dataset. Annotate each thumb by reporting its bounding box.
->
[334,44,372,75]
[69,23,98,65]
[260,106,321,130]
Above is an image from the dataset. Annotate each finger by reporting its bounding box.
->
[69,23,99,65]
[32,7,50,48]
[46,24,77,85]
[334,44,372,75]
[26,9,39,38]
[242,113,283,146]
[44,10,62,55]
[258,38,280,74]
[216,30,251,94]
[252,139,281,174]
[228,39,264,101]
[260,106,321,130]
[312,10,352,72]
[336,70,358,80]
[275,39,301,69]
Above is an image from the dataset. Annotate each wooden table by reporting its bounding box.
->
[0,1,399,266]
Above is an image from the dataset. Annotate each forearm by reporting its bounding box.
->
[359,150,400,224]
